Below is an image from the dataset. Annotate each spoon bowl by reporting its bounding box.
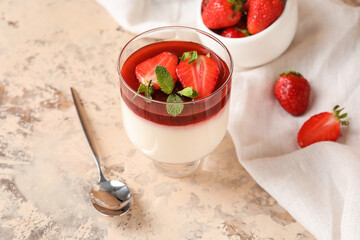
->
[90,180,132,211]
[71,87,132,216]
[91,200,132,217]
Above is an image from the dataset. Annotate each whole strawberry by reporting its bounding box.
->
[221,27,250,38]
[247,0,284,35]
[297,105,349,148]
[202,0,242,30]
[274,71,310,116]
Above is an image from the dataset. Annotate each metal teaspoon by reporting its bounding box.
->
[71,87,132,217]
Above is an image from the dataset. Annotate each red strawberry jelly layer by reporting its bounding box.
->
[120,41,231,126]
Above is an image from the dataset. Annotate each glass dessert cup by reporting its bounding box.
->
[118,26,233,177]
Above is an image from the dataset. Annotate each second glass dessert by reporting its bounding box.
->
[118,26,233,177]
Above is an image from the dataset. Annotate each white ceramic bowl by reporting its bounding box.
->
[197,0,298,69]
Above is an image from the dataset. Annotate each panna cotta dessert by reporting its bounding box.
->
[118,27,233,177]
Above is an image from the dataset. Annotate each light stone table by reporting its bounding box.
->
[0,0,315,239]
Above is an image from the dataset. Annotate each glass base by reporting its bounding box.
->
[153,160,202,178]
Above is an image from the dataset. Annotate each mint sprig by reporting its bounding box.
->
[135,58,199,117]
[177,87,199,98]
[137,84,146,93]
[166,94,184,117]
[166,87,199,117]
[179,51,198,64]
[155,65,174,94]
[133,80,154,102]
[179,52,191,62]
[188,51,198,64]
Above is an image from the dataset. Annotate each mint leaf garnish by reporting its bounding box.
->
[166,94,184,117]
[137,84,146,93]
[133,80,154,101]
[155,65,174,94]
[179,51,198,64]
[135,64,198,116]
[177,87,199,98]
[188,51,198,64]
[179,52,191,62]
[145,91,152,99]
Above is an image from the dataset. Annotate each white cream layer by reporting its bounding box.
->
[121,98,229,164]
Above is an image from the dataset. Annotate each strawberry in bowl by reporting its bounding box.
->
[220,27,250,38]
[197,0,298,68]
[202,0,284,36]
[247,0,285,35]
[202,0,243,30]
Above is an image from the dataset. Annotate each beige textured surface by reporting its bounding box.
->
[0,0,315,239]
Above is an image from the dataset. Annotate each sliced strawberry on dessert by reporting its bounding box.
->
[202,0,243,30]
[176,52,220,99]
[221,27,250,38]
[247,0,284,35]
[135,52,178,89]
[274,71,310,116]
[297,105,349,148]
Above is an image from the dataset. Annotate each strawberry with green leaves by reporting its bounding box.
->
[274,71,310,116]
[297,106,349,148]
[202,0,243,29]
[176,51,220,99]
[221,27,250,38]
[247,0,284,34]
[135,51,220,116]
[135,52,201,116]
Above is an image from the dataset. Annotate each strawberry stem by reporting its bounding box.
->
[280,71,302,77]
[227,0,242,15]
[235,28,251,36]
[333,105,349,126]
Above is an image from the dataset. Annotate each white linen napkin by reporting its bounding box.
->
[96,0,199,34]
[96,0,360,239]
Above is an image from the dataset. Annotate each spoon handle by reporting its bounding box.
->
[71,87,106,181]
